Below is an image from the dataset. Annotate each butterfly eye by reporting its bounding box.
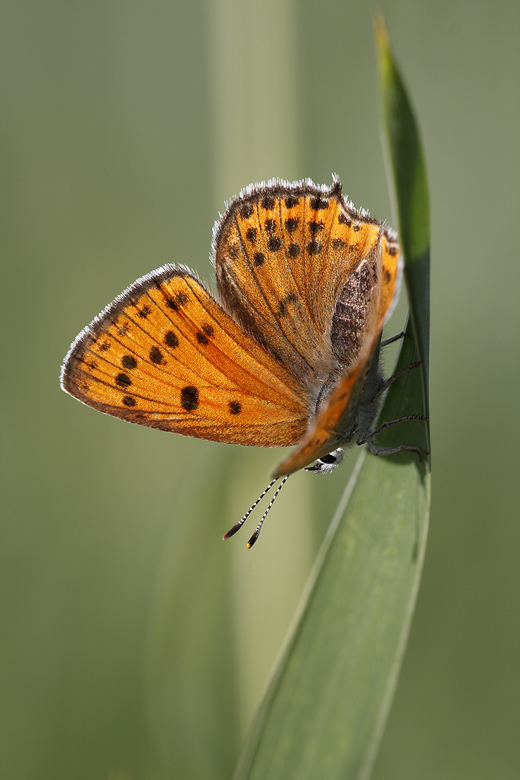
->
[320,453,338,464]
[305,448,344,474]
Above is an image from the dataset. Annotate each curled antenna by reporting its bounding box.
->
[223,475,290,548]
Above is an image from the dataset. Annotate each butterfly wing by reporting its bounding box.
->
[61,265,310,447]
[274,230,402,476]
[214,179,383,386]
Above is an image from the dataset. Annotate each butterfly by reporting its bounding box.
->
[61,177,425,546]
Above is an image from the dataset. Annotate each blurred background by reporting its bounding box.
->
[1,1,519,778]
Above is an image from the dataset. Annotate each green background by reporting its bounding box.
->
[1,1,518,779]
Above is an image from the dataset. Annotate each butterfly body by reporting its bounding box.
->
[61,177,401,477]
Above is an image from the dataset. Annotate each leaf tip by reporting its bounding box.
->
[373,12,389,51]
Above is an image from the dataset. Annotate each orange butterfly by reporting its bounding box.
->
[61,177,424,545]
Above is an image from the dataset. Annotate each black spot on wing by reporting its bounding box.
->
[310,196,329,210]
[267,236,282,251]
[308,220,324,235]
[116,373,132,387]
[164,331,179,348]
[166,291,189,311]
[150,346,164,364]
[181,386,199,411]
[306,240,322,255]
[122,355,137,369]
[261,196,275,210]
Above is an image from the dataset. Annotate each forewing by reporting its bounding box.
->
[61,266,310,447]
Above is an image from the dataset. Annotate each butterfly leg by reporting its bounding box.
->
[381,329,406,348]
[358,415,429,459]
[373,360,422,400]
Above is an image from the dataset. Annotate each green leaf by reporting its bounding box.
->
[232,18,431,780]
[376,14,431,410]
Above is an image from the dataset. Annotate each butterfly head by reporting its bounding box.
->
[304,448,345,474]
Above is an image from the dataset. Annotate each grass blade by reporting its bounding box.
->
[232,19,431,780]
[376,14,431,416]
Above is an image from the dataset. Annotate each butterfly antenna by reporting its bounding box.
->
[246,476,290,549]
[223,477,279,541]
